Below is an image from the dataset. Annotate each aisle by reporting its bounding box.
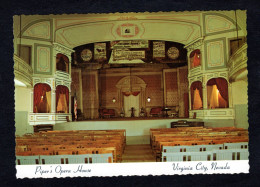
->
[122,144,156,162]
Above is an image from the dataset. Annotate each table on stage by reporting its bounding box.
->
[162,107,171,117]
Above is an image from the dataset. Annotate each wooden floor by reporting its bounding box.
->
[122,144,156,163]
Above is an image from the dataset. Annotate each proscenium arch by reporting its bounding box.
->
[54,20,202,48]
[116,76,147,111]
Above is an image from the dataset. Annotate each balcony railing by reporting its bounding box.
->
[227,43,248,81]
[14,54,33,86]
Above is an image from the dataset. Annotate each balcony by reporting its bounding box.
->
[189,108,234,119]
[227,43,248,82]
[14,54,33,86]
[29,113,72,125]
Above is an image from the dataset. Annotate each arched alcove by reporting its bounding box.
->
[56,85,69,113]
[33,83,51,113]
[207,78,229,109]
[189,49,201,69]
[116,76,147,115]
[56,53,69,73]
[190,81,203,110]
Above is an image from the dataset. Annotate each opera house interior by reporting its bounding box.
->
[14,10,249,164]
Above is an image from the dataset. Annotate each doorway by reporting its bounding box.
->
[124,94,140,117]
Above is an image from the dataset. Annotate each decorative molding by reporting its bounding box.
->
[205,71,228,83]
[55,79,71,91]
[116,75,147,89]
[34,44,53,75]
[28,113,71,125]
[189,108,234,119]
[184,37,204,52]
[204,38,227,70]
[21,19,53,42]
[189,66,202,77]
[202,13,241,36]
[55,71,71,80]
[53,42,74,58]
[32,77,54,88]
[189,76,203,87]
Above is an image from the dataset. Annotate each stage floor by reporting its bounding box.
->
[74,116,187,121]
[54,118,200,137]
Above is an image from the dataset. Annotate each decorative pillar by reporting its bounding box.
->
[188,81,192,111]
[51,80,56,113]
[228,82,233,108]
[202,76,208,109]
[30,88,34,113]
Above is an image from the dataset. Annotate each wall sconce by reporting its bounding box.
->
[112,97,116,103]
[147,97,151,102]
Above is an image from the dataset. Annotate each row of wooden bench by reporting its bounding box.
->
[16,129,126,163]
[150,127,248,159]
[16,153,113,165]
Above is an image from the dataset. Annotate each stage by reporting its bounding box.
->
[53,117,234,144]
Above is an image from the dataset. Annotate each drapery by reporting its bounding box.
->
[193,88,203,110]
[190,81,203,110]
[208,85,219,109]
[124,95,140,117]
[33,83,51,113]
[193,53,200,67]
[122,91,140,96]
[56,53,69,72]
[56,85,69,113]
[207,78,228,106]
[56,94,68,113]
[190,49,201,68]
[46,91,51,113]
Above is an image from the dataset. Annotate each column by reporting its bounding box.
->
[202,76,208,109]
[51,86,56,113]
[30,88,34,113]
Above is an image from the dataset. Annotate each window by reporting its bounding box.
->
[33,83,51,113]
[189,49,201,69]
[207,78,229,109]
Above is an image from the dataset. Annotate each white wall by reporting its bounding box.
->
[231,80,248,129]
[15,86,33,135]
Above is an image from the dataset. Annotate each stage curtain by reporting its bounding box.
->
[33,83,51,113]
[190,81,203,110]
[56,85,69,113]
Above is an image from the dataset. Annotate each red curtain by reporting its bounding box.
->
[122,91,140,96]
[33,83,51,113]
[190,81,203,109]
[215,78,228,104]
[189,49,200,58]
[193,53,200,67]
[56,85,69,112]
[207,78,228,106]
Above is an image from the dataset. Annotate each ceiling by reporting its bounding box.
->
[14,11,246,50]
